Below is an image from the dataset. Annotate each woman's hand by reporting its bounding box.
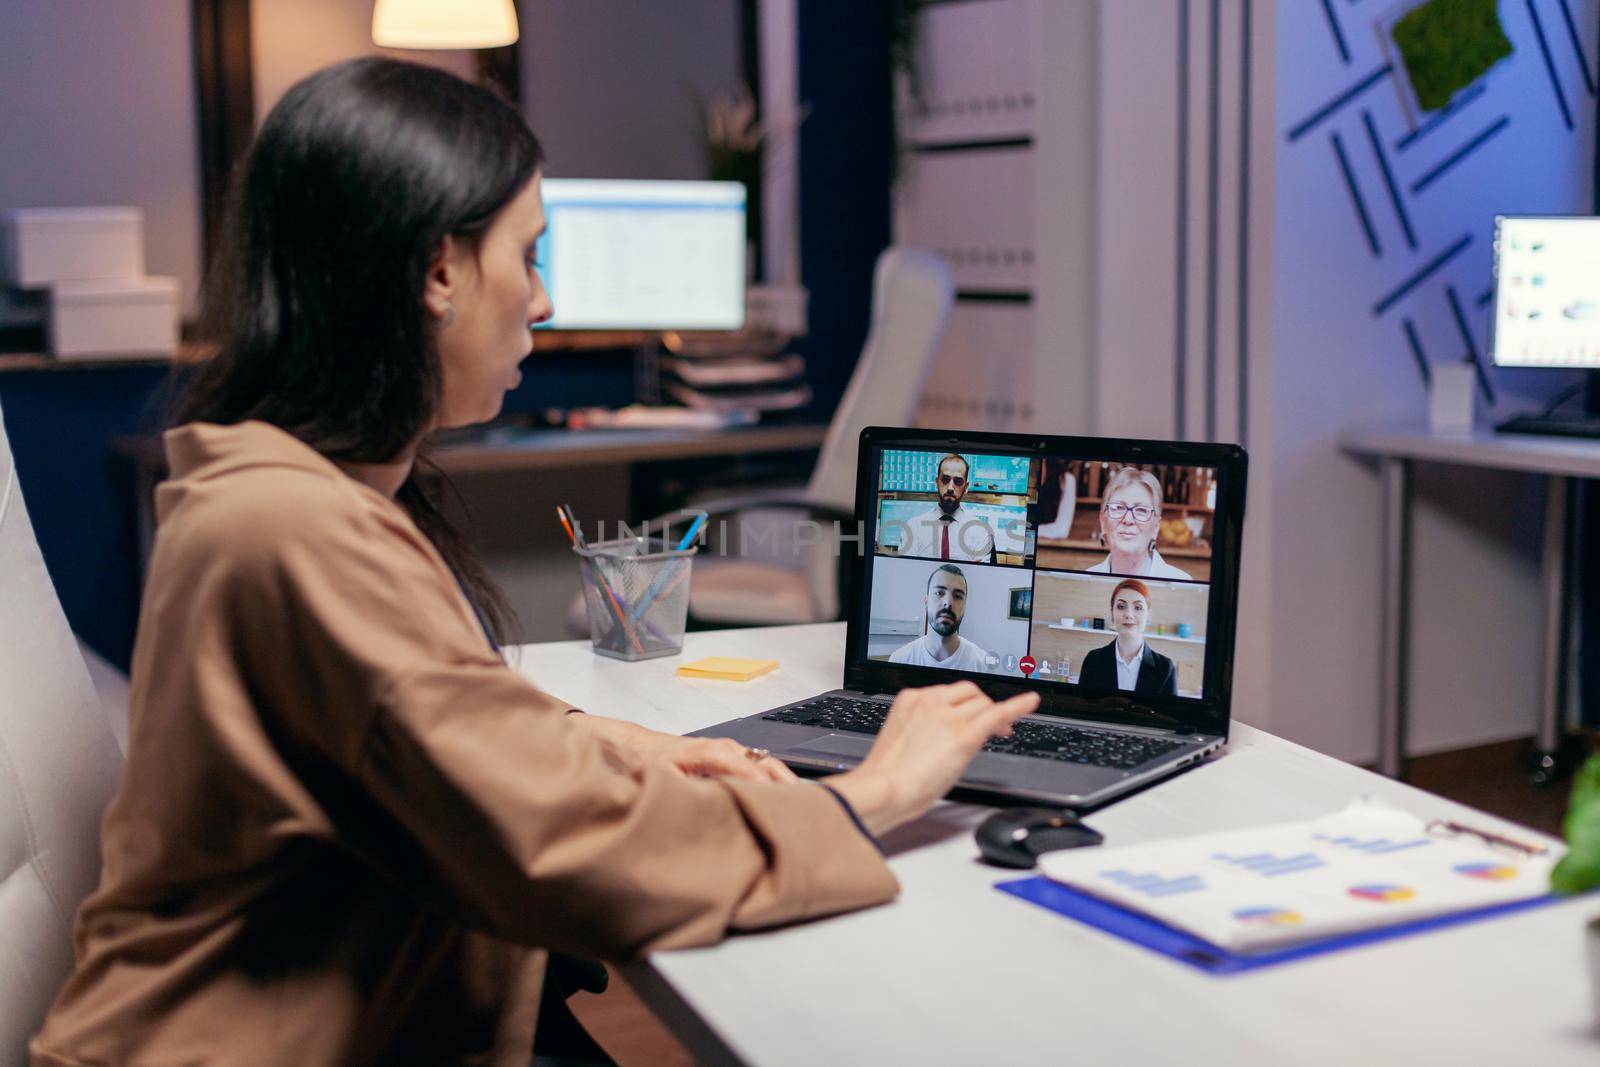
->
[572,714,796,783]
[646,734,799,783]
[826,681,1039,836]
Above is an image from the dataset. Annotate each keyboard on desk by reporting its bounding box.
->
[1496,414,1600,439]
[763,697,1186,770]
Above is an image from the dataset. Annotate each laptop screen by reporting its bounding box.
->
[849,431,1246,735]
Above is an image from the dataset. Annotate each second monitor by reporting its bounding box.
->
[536,178,747,331]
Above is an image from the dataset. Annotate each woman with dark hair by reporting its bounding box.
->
[31,59,1036,1066]
[1076,578,1178,697]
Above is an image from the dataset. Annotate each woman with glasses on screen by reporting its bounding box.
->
[30,58,1039,1067]
[1086,466,1192,579]
[1076,578,1179,697]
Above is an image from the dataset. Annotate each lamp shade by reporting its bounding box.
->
[372,0,519,49]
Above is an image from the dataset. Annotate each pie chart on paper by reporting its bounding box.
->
[1348,884,1416,903]
[1233,906,1303,926]
[1453,862,1518,881]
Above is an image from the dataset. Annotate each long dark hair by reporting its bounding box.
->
[178,57,543,643]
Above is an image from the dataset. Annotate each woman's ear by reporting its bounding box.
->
[422,234,463,322]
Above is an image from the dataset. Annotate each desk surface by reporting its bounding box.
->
[112,421,827,476]
[1341,422,1600,478]
[512,623,1598,1066]
[429,422,825,474]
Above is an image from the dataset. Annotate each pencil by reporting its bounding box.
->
[627,557,691,624]
[628,511,706,623]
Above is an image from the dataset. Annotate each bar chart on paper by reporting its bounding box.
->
[1211,851,1327,877]
[1312,832,1434,855]
[1097,869,1205,898]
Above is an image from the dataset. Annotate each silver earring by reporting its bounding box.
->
[441,302,455,327]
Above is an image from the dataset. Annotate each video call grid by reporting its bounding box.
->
[865,447,1221,699]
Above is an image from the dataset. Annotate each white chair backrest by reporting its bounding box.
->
[806,246,954,512]
[0,402,123,1061]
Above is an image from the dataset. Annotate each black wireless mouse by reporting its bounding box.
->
[975,807,1104,869]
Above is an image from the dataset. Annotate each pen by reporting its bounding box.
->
[557,503,588,548]
[1426,819,1549,857]
[674,512,707,551]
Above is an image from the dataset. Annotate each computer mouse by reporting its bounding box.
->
[975,807,1104,869]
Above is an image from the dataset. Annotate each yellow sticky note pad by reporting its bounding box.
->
[676,656,779,682]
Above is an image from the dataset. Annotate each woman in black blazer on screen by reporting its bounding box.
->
[1076,578,1178,697]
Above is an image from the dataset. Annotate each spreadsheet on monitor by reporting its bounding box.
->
[537,179,746,331]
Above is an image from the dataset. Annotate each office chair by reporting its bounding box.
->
[686,246,954,625]
[0,402,125,1060]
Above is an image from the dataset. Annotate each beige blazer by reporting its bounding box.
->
[32,421,896,1067]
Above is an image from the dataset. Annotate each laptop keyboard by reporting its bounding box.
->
[762,697,1187,770]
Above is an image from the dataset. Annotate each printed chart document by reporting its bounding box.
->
[1037,799,1561,953]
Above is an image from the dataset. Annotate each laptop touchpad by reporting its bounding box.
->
[785,733,874,761]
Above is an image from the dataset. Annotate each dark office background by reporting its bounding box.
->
[0,2,894,671]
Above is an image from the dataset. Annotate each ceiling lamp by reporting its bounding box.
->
[372,0,519,50]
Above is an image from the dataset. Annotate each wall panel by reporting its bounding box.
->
[897,147,1034,293]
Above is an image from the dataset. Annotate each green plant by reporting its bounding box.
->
[702,83,765,189]
[696,82,809,279]
[885,0,924,104]
[1391,0,1514,112]
[1551,752,1600,895]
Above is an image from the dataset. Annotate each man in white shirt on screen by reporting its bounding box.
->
[888,564,994,672]
[899,454,996,563]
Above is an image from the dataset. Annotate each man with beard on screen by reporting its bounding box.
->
[899,453,996,563]
[888,564,995,672]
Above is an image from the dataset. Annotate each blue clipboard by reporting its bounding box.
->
[996,876,1565,975]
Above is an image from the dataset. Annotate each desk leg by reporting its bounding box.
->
[1531,475,1572,783]
[1565,481,1586,726]
[1378,456,1410,779]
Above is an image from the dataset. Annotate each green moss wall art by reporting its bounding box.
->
[1390,0,1515,112]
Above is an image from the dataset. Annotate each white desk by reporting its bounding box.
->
[1340,425,1597,778]
[512,623,1599,1066]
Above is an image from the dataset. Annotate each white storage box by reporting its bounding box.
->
[48,276,179,360]
[3,207,145,287]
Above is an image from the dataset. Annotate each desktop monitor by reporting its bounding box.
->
[1489,215,1600,370]
[535,178,746,331]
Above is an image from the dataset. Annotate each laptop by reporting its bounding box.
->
[691,426,1249,809]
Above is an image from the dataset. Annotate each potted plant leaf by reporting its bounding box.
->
[1550,752,1600,1024]
[702,81,765,273]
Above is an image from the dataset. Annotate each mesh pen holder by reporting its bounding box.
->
[574,536,697,661]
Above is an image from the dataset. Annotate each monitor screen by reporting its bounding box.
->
[1490,215,1600,369]
[536,178,746,331]
[859,444,1232,714]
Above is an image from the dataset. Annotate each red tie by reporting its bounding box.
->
[940,521,950,560]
